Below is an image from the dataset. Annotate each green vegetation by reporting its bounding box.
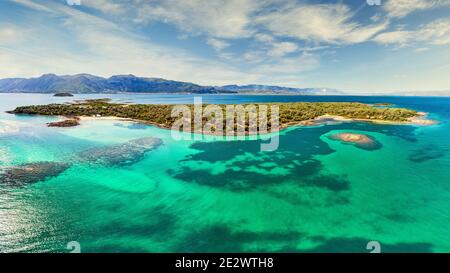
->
[8,99,419,133]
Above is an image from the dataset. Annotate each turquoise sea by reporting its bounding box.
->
[0,93,449,253]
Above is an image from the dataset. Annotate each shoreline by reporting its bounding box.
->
[7,100,437,136]
[306,113,437,126]
[1,92,450,97]
[74,113,436,136]
[7,112,436,136]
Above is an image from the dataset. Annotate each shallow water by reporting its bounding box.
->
[0,93,449,252]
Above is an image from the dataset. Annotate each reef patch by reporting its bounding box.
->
[77,137,163,166]
[0,162,70,187]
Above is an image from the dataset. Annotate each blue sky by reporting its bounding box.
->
[0,0,450,93]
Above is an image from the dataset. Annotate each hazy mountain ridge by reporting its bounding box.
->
[220,84,343,95]
[0,74,341,95]
[0,74,225,94]
[386,90,450,96]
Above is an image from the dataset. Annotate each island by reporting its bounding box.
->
[7,99,435,135]
[330,133,374,145]
[328,132,382,150]
[53,92,74,97]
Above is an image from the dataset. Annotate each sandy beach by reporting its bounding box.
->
[71,112,438,136]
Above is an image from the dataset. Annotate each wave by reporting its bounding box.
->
[0,120,23,134]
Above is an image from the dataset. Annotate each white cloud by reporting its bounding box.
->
[254,33,275,43]
[419,19,450,45]
[0,25,26,45]
[243,51,265,62]
[267,42,298,57]
[86,1,389,47]
[2,0,261,85]
[413,47,429,53]
[254,53,320,74]
[12,0,450,91]
[243,39,300,62]
[12,0,55,13]
[5,0,327,87]
[374,19,450,46]
[257,3,388,44]
[384,0,450,18]
[133,0,264,39]
[207,38,230,51]
[82,0,388,46]
[373,30,411,45]
[250,33,300,59]
[82,0,125,15]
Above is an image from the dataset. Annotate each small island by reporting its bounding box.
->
[47,118,80,127]
[330,133,374,145]
[329,132,382,150]
[53,92,74,97]
[7,99,434,135]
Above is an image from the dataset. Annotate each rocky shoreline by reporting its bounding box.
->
[47,117,80,127]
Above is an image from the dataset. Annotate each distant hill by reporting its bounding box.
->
[385,90,450,97]
[0,73,342,95]
[0,74,228,94]
[220,84,343,95]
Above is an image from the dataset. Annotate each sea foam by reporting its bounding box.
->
[0,120,21,134]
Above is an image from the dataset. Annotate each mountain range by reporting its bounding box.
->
[0,74,341,95]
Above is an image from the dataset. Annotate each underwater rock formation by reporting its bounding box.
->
[0,137,163,187]
[0,162,70,187]
[77,137,163,166]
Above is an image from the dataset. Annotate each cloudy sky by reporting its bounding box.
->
[1,0,450,93]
